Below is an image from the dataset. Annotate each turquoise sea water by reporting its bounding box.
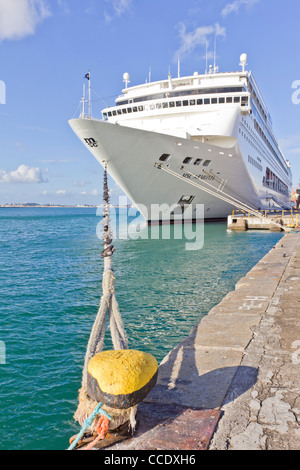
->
[0,208,284,450]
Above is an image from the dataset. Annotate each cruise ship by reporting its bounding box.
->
[69,54,292,223]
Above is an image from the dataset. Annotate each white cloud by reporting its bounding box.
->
[0,164,48,183]
[41,158,75,164]
[80,189,98,196]
[175,22,226,59]
[222,0,259,17]
[111,0,132,16]
[104,0,132,22]
[0,0,51,42]
[56,189,67,195]
[73,180,91,187]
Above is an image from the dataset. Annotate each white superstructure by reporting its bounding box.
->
[69,54,292,222]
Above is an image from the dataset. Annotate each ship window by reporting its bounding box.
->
[108,112,112,117]
[176,101,182,107]
[203,160,211,167]
[112,110,117,116]
[138,105,144,111]
[194,159,202,165]
[125,86,247,105]
[162,102,168,108]
[178,195,195,205]
[117,109,122,115]
[127,107,132,113]
[169,102,175,107]
[226,97,233,103]
[133,107,138,112]
[122,108,127,114]
[190,99,196,106]
[159,153,171,162]
[183,157,193,164]
[219,97,225,104]
[234,97,240,103]
[156,103,162,109]
[197,99,203,105]
[212,98,218,104]
[183,100,189,106]
[204,98,210,105]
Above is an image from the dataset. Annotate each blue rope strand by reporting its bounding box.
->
[68,403,112,451]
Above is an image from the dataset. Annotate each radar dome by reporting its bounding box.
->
[123,72,130,81]
[240,53,247,63]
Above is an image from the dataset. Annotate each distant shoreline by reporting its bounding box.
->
[0,205,97,208]
[0,204,132,209]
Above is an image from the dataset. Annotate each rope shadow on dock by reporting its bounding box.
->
[109,327,259,449]
[146,323,258,410]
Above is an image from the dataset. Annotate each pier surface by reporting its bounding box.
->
[106,232,300,451]
[227,209,300,231]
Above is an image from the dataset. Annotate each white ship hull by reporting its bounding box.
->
[69,117,287,222]
[69,60,292,221]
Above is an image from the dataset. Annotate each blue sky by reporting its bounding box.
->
[0,0,299,205]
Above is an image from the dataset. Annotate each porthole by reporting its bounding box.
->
[159,154,171,162]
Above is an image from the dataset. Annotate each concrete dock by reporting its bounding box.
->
[228,209,300,231]
[105,231,300,451]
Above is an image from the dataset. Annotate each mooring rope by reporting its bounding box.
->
[68,403,111,451]
[80,162,128,389]
[73,161,135,437]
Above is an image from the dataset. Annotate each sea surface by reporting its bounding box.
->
[0,207,284,450]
